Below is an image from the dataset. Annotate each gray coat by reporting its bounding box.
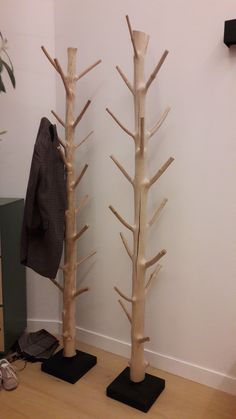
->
[21,117,67,279]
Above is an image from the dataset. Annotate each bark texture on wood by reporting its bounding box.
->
[108,17,174,383]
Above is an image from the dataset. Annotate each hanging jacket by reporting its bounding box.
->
[20,117,67,279]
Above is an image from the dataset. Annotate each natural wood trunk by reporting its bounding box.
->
[41,46,100,359]
[63,48,77,357]
[107,16,173,384]
[130,31,149,382]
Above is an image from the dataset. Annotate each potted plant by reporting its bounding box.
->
[0,31,16,137]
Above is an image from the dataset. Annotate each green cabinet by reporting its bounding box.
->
[0,198,26,353]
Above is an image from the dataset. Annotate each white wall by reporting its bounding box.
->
[2,0,236,395]
[0,0,60,320]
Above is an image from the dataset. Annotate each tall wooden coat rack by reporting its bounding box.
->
[40,46,101,383]
[106,16,174,412]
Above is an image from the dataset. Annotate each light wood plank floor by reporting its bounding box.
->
[1,341,235,419]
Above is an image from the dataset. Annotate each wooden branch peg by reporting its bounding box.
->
[75,59,102,81]
[114,286,133,302]
[146,50,169,91]
[146,249,167,269]
[148,198,168,227]
[118,299,132,323]
[145,263,162,292]
[120,232,133,260]
[110,155,134,185]
[149,157,174,188]
[126,15,138,57]
[75,130,93,149]
[76,194,89,214]
[106,108,135,139]
[73,100,91,128]
[41,46,57,71]
[73,224,89,241]
[73,287,89,299]
[116,65,133,94]
[49,277,64,292]
[149,107,171,139]
[76,250,96,269]
[73,163,88,189]
[54,58,70,96]
[109,205,134,232]
[51,110,65,127]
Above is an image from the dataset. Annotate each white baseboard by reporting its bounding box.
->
[27,318,236,395]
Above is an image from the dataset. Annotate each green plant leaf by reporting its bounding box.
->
[0,59,3,73]
[3,49,14,72]
[1,59,15,88]
[0,75,6,92]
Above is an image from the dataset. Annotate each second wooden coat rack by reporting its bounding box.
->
[106,16,174,412]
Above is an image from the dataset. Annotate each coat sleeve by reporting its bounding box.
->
[24,160,49,232]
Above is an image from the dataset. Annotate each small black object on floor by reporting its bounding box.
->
[224,19,236,47]
[41,349,97,384]
[106,367,165,413]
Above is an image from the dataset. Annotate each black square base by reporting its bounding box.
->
[41,349,97,384]
[224,19,236,47]
[106,367,165,412]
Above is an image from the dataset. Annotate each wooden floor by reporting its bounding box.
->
[1,341,236,419]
